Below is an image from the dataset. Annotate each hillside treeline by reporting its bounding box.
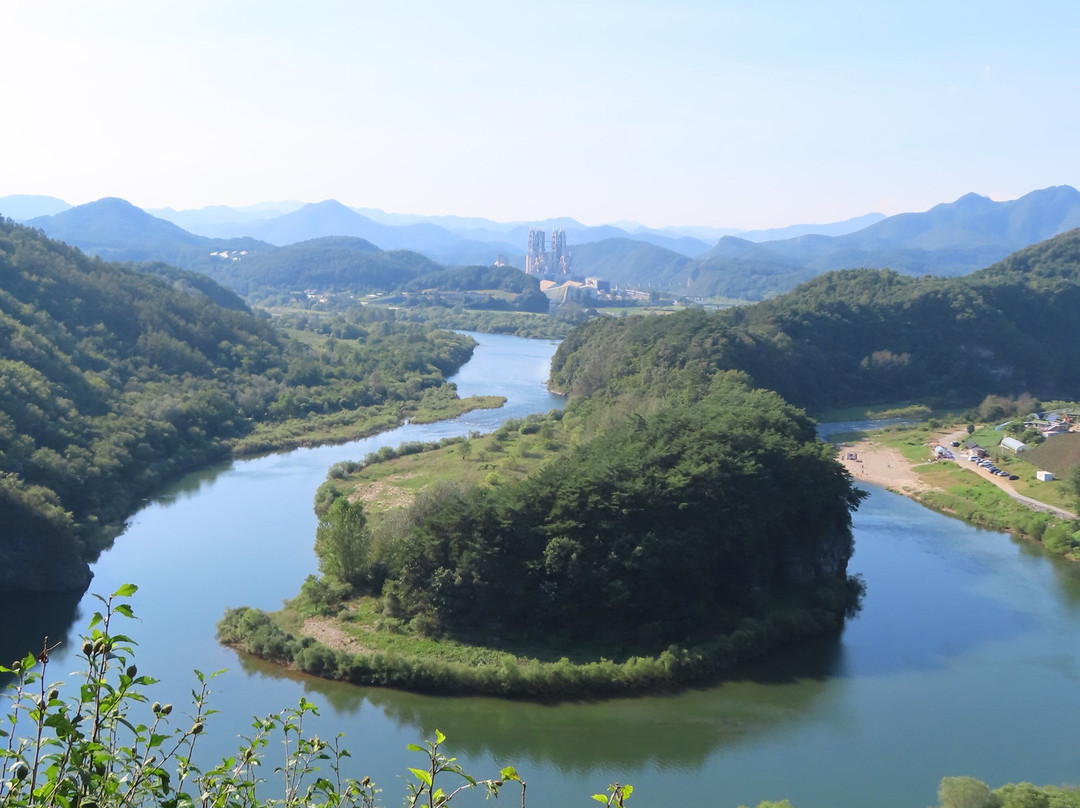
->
[551,228,1080,414]
[0,219,476,592]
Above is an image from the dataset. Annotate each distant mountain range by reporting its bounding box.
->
[4,194,883,260]
[23,197,268,274]
[9,186,1080,300]
[685,186,1080,299]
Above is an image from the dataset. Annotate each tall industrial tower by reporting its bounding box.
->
[525,228,572,276]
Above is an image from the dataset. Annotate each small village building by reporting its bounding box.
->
[1037,470,1055,482]
[1041,423,1071,436]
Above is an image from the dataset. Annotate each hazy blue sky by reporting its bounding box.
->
[3,1,1078,228]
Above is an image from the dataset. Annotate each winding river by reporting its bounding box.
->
[6,332,1080,808]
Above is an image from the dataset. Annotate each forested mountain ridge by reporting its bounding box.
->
[551,227,1080,414]
[0,219,478,593]
[210,236,442,298]
[591,185,1080,300]
[24,200,474,299]
[26,197,270,274]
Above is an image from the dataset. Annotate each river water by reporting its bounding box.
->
[6,332,1080,808]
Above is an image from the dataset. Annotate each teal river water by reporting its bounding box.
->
[6,332,1080,807]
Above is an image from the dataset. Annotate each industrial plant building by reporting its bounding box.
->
[525,228,572,276]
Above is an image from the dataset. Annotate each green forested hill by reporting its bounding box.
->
[0,219,476,593]
[403,264,536,293]
[26,197,270,275]
[212,236,441,297]
[0,218,281,591]
[570,238,697,289]
[551,228,1080,414]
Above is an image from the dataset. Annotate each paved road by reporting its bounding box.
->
[1007,490,1076,519]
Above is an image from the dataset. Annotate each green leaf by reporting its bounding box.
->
[406,743,424,752]
[434,728,446,745]
[113,583,138,598]
[408,767,433,787]
[114,604,135,618]
[500,766,520,782]
[622,784,634,799]
[592,796,609,804]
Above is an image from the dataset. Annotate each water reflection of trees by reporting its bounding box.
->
[232,636,845,772]
[0,589,84,680]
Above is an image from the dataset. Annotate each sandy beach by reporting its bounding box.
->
[837,439,931,495]
[837,430,1077,519]
[838,427,985,496]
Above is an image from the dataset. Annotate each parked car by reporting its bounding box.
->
[1008,474,1019,480]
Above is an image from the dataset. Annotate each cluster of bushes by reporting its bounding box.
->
[936,776,1080,808]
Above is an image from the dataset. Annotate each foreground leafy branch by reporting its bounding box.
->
[0,584,591,808]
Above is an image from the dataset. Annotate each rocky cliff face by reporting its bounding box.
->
[782,520,854,586]
[0,533,93,593]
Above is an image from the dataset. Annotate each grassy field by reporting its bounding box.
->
[318,410,571,519]
[817,402,937,421]
[1023,433,1080,478]
[280,593,665,668]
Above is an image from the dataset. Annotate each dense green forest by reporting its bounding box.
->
[402,264,537,294]
[363,373,862,645]
[552,228,1080,414]
[0,219,479,593]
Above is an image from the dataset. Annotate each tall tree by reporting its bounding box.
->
[314,497,371,588]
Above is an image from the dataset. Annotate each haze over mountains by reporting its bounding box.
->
[0,193,881,258]
[5,186,1080,301]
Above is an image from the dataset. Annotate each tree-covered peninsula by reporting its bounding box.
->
[221,345,865,696]
[0,219,490,593]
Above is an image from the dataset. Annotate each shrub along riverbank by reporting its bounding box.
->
[218,576,861,699]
